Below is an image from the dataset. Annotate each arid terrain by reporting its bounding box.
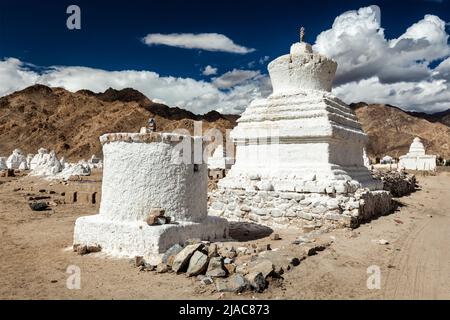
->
[0,85,238,160]
[351,103,450,159]
[1,170,449,300]
[1,85,450,162]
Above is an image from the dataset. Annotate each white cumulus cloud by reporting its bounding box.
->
[314,5,450,113]
[2,6,450,115]
[202,65,218,76]
[142,33,255,54]
[0,58,270,115]
[212,69,262,89]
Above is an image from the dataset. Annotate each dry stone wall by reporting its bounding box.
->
[209,188,392,229]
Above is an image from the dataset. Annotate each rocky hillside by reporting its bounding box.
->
[1,85,449,161]
[350,103,450,159]
[406,109,450,128]
[0,85,238,160]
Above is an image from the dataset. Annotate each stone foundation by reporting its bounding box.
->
[372,170,417,197]
[209,188,392,229]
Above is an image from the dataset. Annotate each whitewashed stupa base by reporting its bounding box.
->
[74,215,228,259]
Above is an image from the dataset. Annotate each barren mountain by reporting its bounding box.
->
[350,102,450,159]
[1,85,449,162]
[0,85,238,160]
[406,109,450,127]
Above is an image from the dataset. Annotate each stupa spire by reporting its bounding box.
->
[300,26,305,43]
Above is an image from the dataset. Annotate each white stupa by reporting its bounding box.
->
[6,149,27,170]
[29,149,62,176]
[74,132,228,260]
[399,137,436,171]
[209,29,390,228]
[381,155,394,164]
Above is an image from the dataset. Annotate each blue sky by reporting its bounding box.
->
[1,0,450,114]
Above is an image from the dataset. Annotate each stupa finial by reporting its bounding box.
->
[300,27,305,43]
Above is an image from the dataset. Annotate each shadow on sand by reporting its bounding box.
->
[227,221,273,242]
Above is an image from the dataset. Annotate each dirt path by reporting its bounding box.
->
[0,173,449,299]
[256,172,450,300]
[382,174,450,299]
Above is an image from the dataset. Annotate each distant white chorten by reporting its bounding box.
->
[399,137,436,171]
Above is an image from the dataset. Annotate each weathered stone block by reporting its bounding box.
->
[270,209,283,217]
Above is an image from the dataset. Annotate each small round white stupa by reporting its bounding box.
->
[74,131,228,259]
[29,149,62,176]
[6,149,27,170]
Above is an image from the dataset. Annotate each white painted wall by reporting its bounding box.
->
[99,137,207,223]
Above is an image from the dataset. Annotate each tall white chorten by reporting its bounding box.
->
[219,35,381,194]
[399,137,436,171]
[209,31,390,228]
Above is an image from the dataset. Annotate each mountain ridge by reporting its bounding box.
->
[1,85,449,161]
[0,85,238,160]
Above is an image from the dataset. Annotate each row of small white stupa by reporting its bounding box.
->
[0,148,103,180]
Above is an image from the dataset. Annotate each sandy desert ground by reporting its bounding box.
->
[0,171,449,300]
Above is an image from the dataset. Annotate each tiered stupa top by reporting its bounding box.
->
[268,39,337,93]
[407,137,426,156]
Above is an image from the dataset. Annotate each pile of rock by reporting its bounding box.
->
[372,170,417,197]
[131,236,331,294]
[73,244,102,255]
[210,188,392,229]
[24,188,66,212]
[134,240,282,293]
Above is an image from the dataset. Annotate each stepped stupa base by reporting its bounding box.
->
[74,215,229,260]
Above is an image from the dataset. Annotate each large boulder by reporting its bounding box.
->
[186,251,209,276]
[172,243,204,273]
